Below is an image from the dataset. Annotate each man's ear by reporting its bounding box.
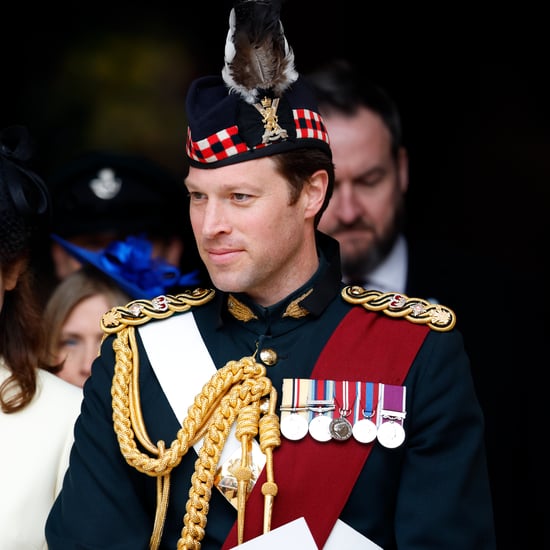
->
[304,169,329,220]
[50,242,82,279]
[3,257,27,291]
[398,147,409,193]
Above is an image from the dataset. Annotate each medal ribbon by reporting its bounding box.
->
[334,380,355,419]
[280,378,310,435]
[308,379,335,418]
[353,381,378,424]
[379,383,406,428]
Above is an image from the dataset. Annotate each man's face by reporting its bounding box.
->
[317,107,408,279]
[185,156,323,307]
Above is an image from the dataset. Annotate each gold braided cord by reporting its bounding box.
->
[341,286,456,332]
[112,326,183,549]
[151,443,171,550]
[109,309,277,549]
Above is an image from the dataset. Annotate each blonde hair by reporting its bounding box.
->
[43,266,130,373]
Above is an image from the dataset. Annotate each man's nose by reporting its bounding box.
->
[335,183,362,223]
[201,200,231,238]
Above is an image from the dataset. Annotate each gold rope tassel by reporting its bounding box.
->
[259,388,280,534]
[234,403,260,544]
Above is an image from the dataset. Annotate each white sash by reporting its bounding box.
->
[138,312,239,460]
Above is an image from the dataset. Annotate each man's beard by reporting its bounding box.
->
[341,198,405,282]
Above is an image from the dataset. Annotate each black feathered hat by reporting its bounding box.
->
[0,125,50,264]
[185,0,331,168]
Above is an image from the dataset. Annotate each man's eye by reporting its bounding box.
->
[233,193,250,201]
[189,192,206,201]
[358,177,382,188]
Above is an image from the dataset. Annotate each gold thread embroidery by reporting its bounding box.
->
[227,294,258,322]
[282,288,313,319]
[341,286,456,332]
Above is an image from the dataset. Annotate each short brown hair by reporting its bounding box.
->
[271,148,334,227]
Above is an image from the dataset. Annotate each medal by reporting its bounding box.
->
[376,384,407,449]
[280,412,309,440]
[280,378,310,441]
[329,417,353,441]
[352,381,378,444]
[352,418,377,443]
[330,380,354,441]
[307,380,335,442]
[308,413,333,442]
[377,420,405,448]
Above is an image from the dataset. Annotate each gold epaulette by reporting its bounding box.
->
[342,285,456,332]
[100,288,216,334]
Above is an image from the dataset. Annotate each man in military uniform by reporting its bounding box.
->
[46,1,496,548]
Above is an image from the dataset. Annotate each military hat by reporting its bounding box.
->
[48,150,188,239]
[185,0,331,169]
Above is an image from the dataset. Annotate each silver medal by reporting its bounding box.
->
[329,417,353,441]
[308,414,333,442]
[352,418,377,443]
[280,413,309,441]
[376,420,405,448]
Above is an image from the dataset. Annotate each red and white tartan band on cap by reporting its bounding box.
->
[186,108,330,164]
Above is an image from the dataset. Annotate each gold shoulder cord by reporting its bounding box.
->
[100,289,281,549]
[342,286,456,332]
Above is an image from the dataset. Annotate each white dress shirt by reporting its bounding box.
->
[343,234,408,294]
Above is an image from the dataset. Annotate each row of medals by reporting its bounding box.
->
[279,400,405,449]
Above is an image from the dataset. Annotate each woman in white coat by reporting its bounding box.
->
[0,125,82,549]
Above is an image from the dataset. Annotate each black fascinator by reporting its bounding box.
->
[0,125,51,264]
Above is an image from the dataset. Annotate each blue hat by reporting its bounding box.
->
[185,0,331,169]
[51,234,200,299]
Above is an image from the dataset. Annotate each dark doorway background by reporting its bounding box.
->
[1,3,546,547]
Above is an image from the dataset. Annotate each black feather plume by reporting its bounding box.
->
[222,0,298,104]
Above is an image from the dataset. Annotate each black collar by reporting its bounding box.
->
[214,231,342,330]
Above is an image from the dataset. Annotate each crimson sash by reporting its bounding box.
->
[222,306,429,549]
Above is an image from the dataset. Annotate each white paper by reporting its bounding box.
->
[230,517,384,549]
[230,517,318,549]
[324,519,383,549]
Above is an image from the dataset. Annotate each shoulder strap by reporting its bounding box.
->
[223,307,429,548]
[100,288,216,335]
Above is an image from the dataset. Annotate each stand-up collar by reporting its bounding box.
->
[215,231,342,332]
